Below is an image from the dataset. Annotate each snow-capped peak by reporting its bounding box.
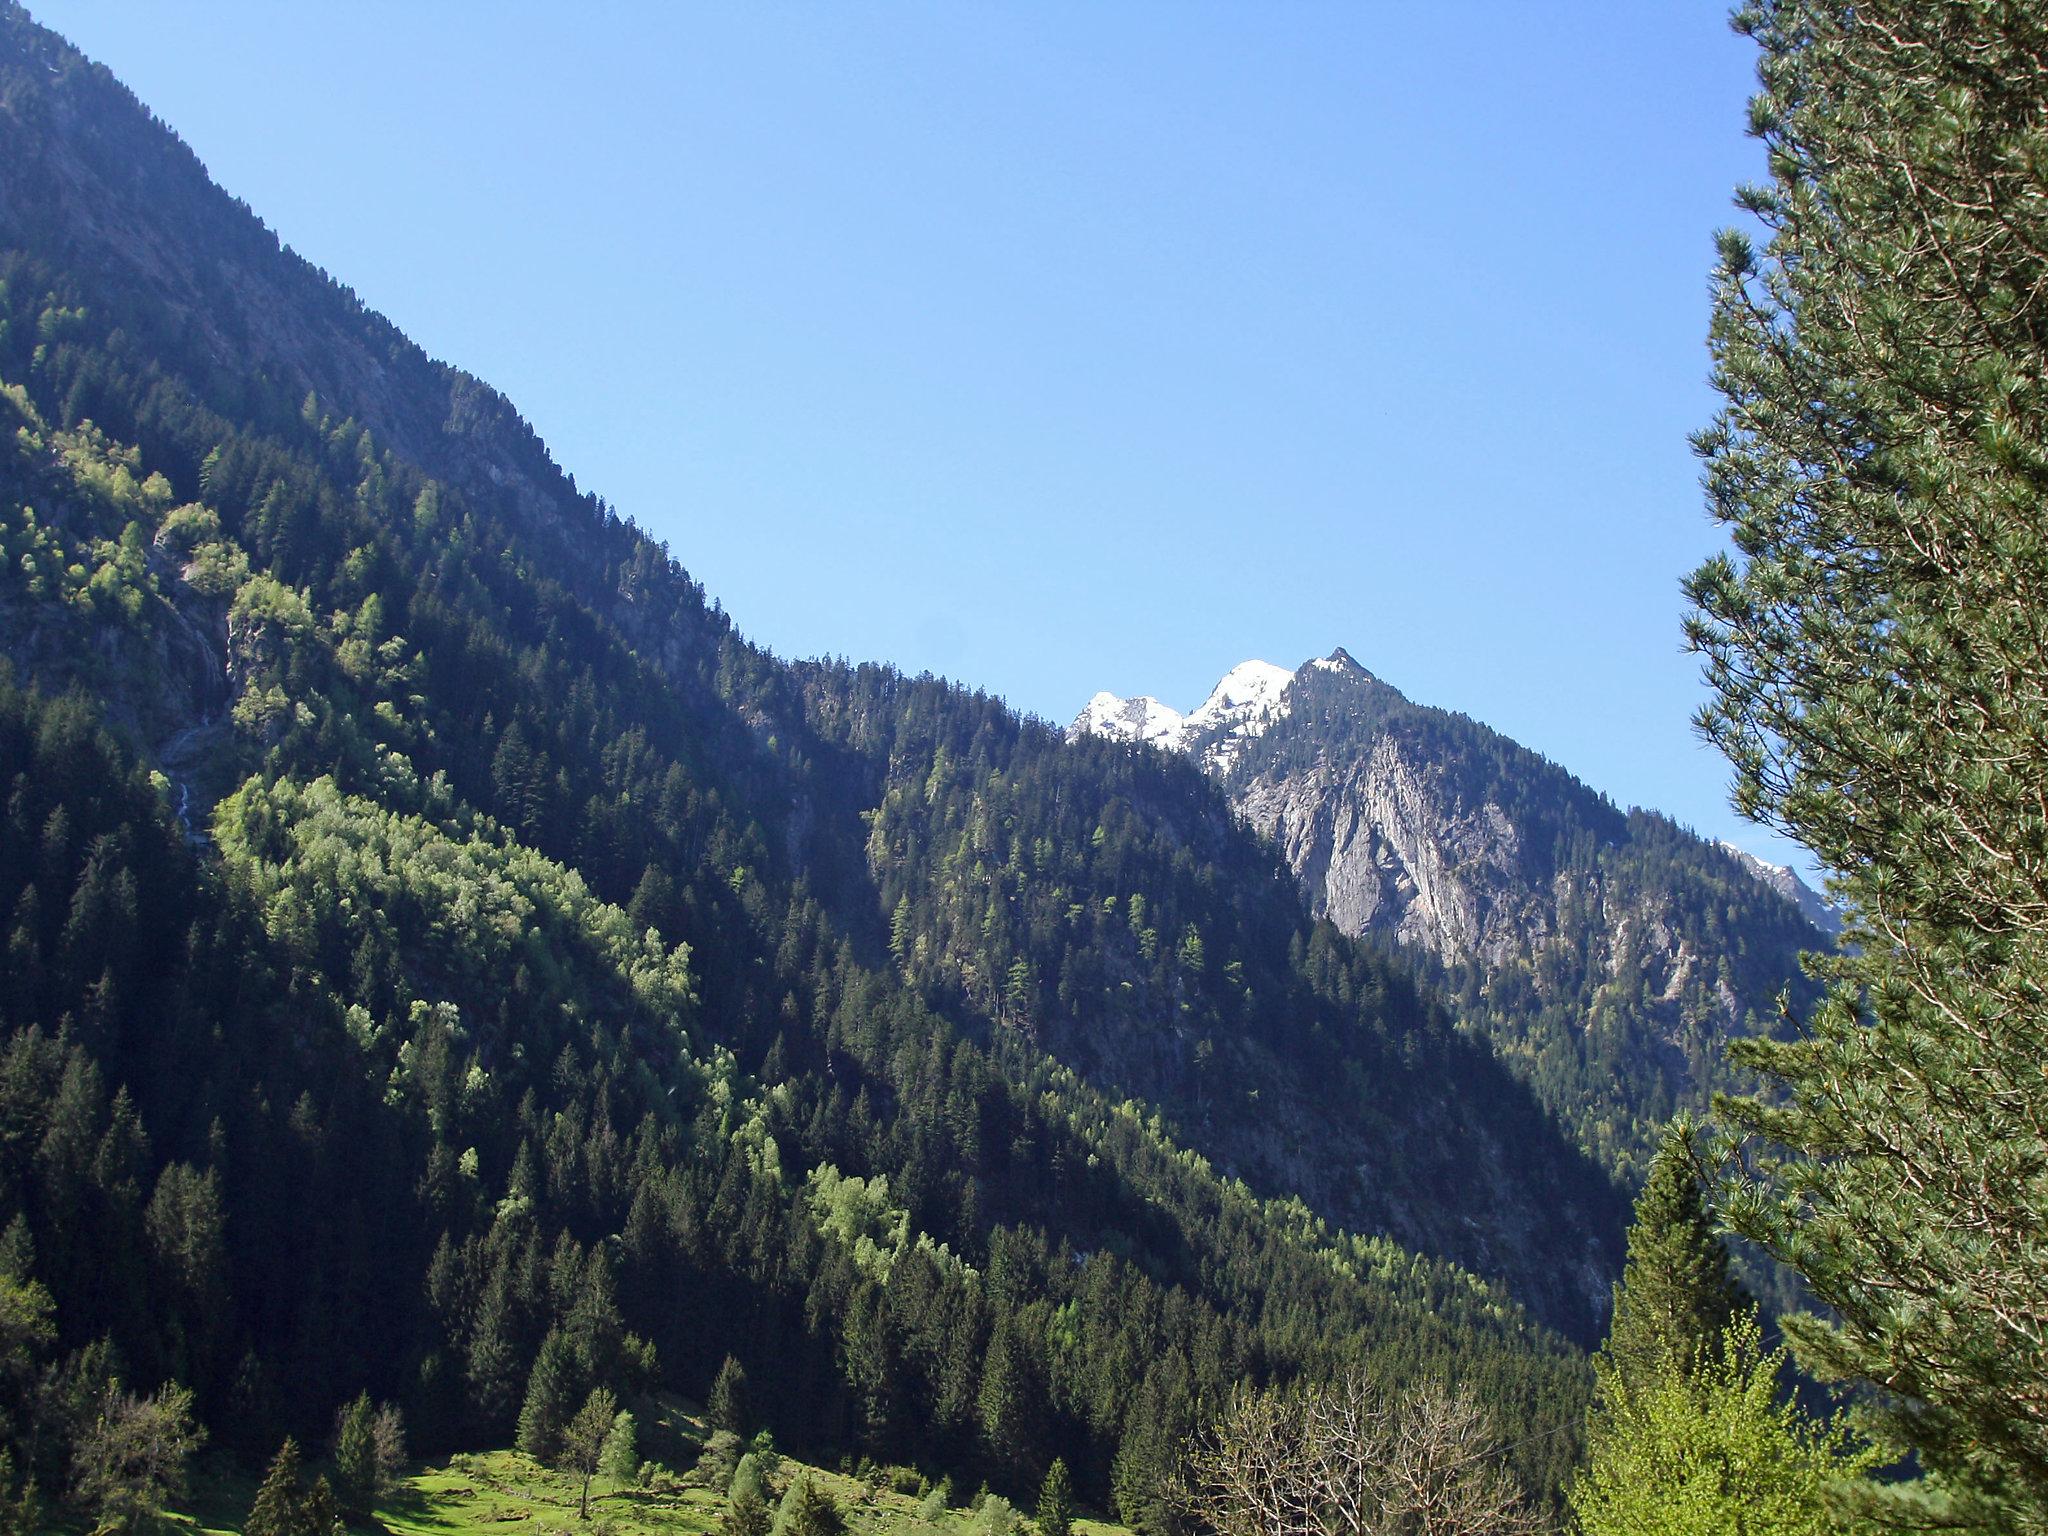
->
[1183,660,1295,772]
[1075,690,1187,751]
[1070,654,1352,770]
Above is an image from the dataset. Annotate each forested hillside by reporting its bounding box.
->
[0,5,1618,1528]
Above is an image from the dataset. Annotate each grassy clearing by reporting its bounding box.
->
[172,1401,1130,1536]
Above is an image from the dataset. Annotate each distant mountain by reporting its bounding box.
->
[1074,652,1833,1175]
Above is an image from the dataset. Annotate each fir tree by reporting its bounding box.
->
[775,1475,844,1536]
[517,1330,580,1465]
[331,1392,378,1520]
[245,1438,310,1536]
[1596,1122,1743,1407]
[708,1355,750,1438]
[1035,1458,1073,1536]
[1689,1,2048,1526]
[723,1483,771,1536]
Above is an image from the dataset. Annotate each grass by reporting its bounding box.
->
[173,1400,1131,1536]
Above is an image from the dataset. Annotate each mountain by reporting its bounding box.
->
[0,7,1615,1524]
[1073,652,1833,1175]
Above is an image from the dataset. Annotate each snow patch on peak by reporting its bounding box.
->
[1187,660,1294,730]
[1717,841,1843,937]
[1071,650,1361,771]
[1073,691,1187,751]
[1185,660,1295,773]
[1308,647,1366,676]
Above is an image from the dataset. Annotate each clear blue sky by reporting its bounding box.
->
[34,2,1806,869]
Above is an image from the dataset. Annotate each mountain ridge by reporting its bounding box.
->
[1072,651,1833,1175]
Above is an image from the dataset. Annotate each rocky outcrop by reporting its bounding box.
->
[1235,740,1549,968]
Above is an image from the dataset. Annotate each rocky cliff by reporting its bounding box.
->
[1074,650,1833,1174]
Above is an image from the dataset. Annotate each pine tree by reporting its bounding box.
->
[1597,1122,1744,1407]
[517,1330,580,1464]
[1688,2,2048,1526]
[1035,1458,1073,1536]
[708,1355,750,1437]
[332,1392,378,1520]
[245,1438,309,1536]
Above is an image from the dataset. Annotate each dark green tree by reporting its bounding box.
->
[517,1330,580,1465]
[1687,2,2048,1528]
[1596,1122,1743,1407]
[245,1438,311,1536]
[708,1355,750,1438]
[1035,1457,1073,1536]
[722,1483,771,1536]
[775,1474,844,1536]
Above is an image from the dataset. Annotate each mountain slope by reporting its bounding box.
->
[1075,652,1832,1175]
[0,6,1614,1523]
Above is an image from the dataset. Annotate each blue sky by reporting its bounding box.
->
[35,3,1804,868]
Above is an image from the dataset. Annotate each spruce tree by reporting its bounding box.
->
[723,1483,771,1536]
[708,1355,750,1437]
[332,1392,378,1520]
[775,1474,844,1536]
[1689,2,2048,1526]
[517,1330,580,1464]
[245,1438,309,1536]
[1596,1122,1743,1407]
[1035,1458,1073,1536]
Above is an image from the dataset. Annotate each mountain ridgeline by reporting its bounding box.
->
[1075,652,1832,1177]
[0,6,1623,1523]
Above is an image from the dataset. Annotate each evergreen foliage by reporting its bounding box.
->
[1595,1124,1744,1407]
[1035,1458,1073,1536]
[1687,1,2048,1527]
[245,1439,312,1536]
[775,1473,845,1536]
[709,1357,752,1439]
[724,1482,773,1536]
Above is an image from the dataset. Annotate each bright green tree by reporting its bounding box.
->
[331,1393,378,1520]
[599,1410,638,1494]
[562,1386,619,1520]
[1687,2,2048,1527]
[1572,1312,1870,1536]
[1035,1458,1074,1536]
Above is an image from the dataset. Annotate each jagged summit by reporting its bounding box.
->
[1717,841,1841,937]
[1070,651,1356,771]
[1075,689,1186,749]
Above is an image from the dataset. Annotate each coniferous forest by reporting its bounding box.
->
[2,2,2047,1534]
